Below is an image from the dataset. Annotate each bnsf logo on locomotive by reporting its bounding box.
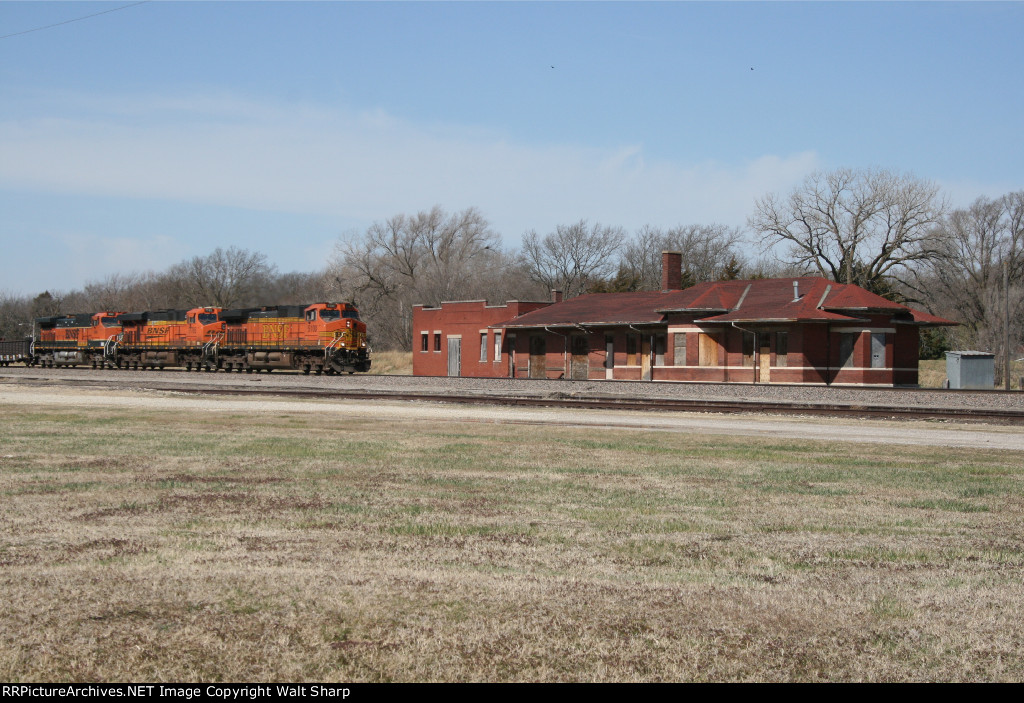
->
[262,323,286,340]
[146,326,170,338]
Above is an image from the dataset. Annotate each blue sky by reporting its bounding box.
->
[2,1,1022,295]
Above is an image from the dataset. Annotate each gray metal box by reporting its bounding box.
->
[945,351,995,389]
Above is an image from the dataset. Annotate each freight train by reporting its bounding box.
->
[0,302,371,374]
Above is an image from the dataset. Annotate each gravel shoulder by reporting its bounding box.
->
[4,365,1024,410]
[2,384,1022,451]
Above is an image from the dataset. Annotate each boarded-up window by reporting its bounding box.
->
[626,334,639,366]
[570,335,589,380]
[654,335,666,366]
[742,332,754,367]
[776,332,788,367]
[673,333,687,366]
[494,331,502,361]
[480,332,488,362]
[839,333,857,368]
[529,335,546,379]
[605,334,614,369]
[698,333,720,367]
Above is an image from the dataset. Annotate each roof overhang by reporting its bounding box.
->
[493,320,664,329]
[698,316,868,325]
[655,307,728,314]
[894,319,960,327]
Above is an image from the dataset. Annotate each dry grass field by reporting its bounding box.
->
[364,351,412,375]
[2,394,1023,682]
[918,358,1024,389]
[917,360,948,388]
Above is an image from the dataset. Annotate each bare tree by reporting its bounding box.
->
[749,168,947,294]
[79,272,147,312]
[261,271,336,306]
[522,220,626,299]
[167,247,277,308]
[0,291,32,340]
[622,224,745,290]
[332,206,535,350]
[911,191,1024,380]
[30,290,65,318]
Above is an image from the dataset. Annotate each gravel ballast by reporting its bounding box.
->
[3,365,1024,411]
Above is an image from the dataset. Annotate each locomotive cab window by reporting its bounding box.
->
[198,314,218,325]
[306,310,316,322]
[320,309,341,322]
[101,317,120,327]
[342,309,360,320]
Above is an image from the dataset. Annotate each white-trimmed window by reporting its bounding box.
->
[494,331,502,361]
[480,332,488,362]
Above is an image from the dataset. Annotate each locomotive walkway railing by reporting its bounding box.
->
[202,332,224,365]
[103,334,121,365]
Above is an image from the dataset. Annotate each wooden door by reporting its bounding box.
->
[447,337,461,377]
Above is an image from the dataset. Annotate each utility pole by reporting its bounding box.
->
[1005,259,1011,391]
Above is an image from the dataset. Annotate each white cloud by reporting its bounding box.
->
[0,90,822,242]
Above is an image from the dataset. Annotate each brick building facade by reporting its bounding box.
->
[412,254,954,386]
[411,300,550,377]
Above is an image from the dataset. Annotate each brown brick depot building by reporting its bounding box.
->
[412,253,954,386]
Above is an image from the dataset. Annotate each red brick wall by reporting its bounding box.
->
[414,303,925,386]
[412,301,550,377]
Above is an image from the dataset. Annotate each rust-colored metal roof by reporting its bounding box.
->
[493,277,957,329]
[687,278,865,323]
[494,291,671,328]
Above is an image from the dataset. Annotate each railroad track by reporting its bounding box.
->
[4,371,1023,425]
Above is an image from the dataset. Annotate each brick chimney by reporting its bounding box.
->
[661,251,683,291]
[551,289,563,303]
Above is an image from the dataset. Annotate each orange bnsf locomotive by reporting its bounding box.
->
[19,302,370,374]
[32,311,125,368]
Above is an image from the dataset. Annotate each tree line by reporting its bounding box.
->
[2,168,1021,379]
